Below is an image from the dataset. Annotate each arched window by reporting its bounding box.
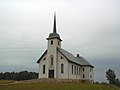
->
[83,67,85,71]
[51,40,53,45]
[83,74,85,78]
[61,56,64,59]
[43,57,46,61]
[61,64,64,73]
[51,56,53,65]
[43,65,45,74]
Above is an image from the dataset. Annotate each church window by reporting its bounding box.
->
[43,58,46,60]
[51,56,53,65]
[51,40,53,45]
[79,67,80,75]
[83,74,85,78]
[77,67,78,75]
[61,64,64,73]
[83,67,85,71]
[72,65,73,74]
[74,66,76,75]
[43,65,45,74]
[61,56,64,59]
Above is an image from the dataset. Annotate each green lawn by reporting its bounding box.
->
[0,82,119,90]
[0,80,14,84]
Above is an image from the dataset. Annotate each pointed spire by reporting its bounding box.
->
[53,12,57,33]
[47,12,62,41]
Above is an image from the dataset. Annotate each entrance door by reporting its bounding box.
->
[49,70,54,78]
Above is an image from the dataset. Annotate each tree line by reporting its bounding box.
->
[0,71,38,81]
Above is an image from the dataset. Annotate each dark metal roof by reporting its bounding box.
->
[58,48,94,68]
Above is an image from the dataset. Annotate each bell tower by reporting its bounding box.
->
[46,12,62,78]
[47,12,62,49]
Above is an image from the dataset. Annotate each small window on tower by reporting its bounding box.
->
[83,68,85,71]
[51,56,53,65]
[51,40,53,45]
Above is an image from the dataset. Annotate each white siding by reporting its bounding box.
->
[58,52,68,79]
[38,54,47,78]
[68,62,81,80]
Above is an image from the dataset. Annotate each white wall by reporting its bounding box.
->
[38,54,47,78]
[81,66,94,81]
[68,62,81,80]
[57,52,68,79]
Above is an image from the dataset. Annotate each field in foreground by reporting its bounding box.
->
[0,81,120,90]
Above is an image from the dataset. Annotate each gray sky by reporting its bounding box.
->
[0,0,120,82]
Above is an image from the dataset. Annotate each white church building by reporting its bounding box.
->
[37,13,94,83]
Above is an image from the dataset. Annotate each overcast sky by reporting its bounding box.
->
[0,0,120,82]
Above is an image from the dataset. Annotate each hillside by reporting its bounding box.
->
[0,80,120,90]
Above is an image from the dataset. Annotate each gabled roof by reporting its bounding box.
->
[36,50,47,63]
[58,48,94,68]
[37,48,94,68]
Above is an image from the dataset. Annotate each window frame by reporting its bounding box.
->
[72,65,73,74]
[83,74,85,78]
[83,67,85,71]
[43,57,46,61]
[51,40,53,45]
[51,56,53,65]
[43,65,45,74]
[61,56,64,59]
[61,64,64,73]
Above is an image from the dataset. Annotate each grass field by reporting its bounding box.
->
[0,81,120,90]
[0,80,14,84]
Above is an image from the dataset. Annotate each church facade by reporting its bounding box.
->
[37,13,94,83]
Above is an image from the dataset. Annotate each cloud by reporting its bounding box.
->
[0,0,120,82]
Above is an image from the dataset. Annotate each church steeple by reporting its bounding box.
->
[53,12,57,33]
[47,12,62,41]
